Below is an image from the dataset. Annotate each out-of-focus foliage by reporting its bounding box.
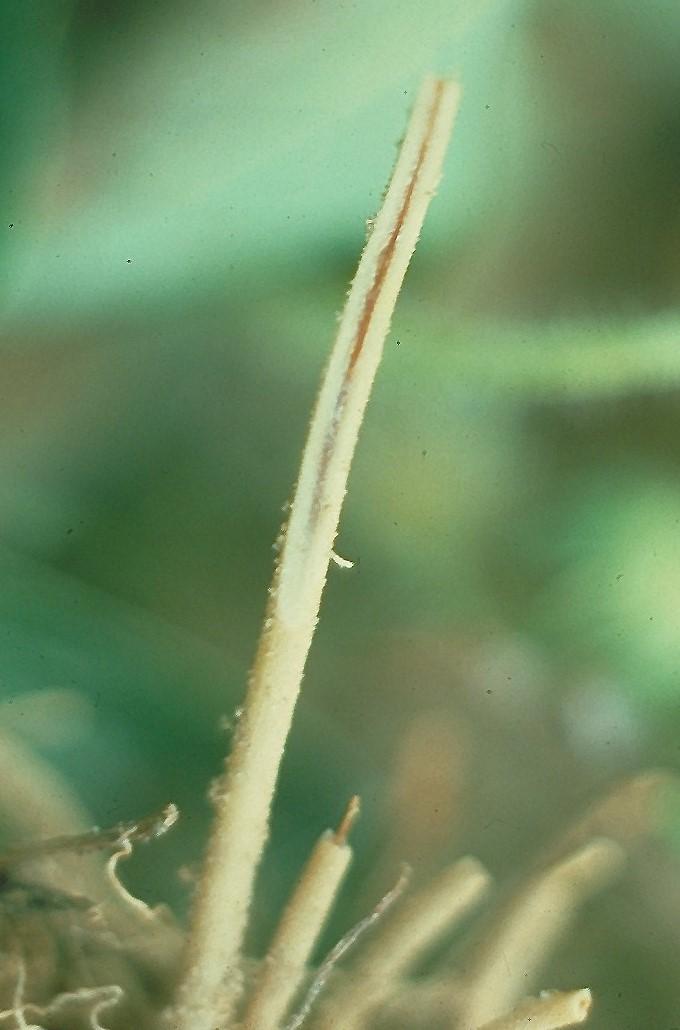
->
[2,1,680,1027]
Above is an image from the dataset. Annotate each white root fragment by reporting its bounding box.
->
[324,856,491,1029]
[169,75,461,1030]
[242,798,359,1030]
[106,841,155,921]
[0,957,123,1030]
[330,550,354,569]
[455,839,624,1027]
[101,815,184,975]
[478,987,592,1030]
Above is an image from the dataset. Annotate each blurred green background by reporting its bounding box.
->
[2,1,680,1026]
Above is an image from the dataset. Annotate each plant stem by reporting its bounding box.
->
[322,855,490,1030]
[169,75,461,1030]
[457,839,623,1027]
[284,865,411,1030]
[242,797,358,1030]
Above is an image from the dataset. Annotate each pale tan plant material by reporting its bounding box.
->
[554,769,676,855]
[351,712,471,943]
[0,954,123,1030]
[284,866,411,1030]
[388,713,468,871]
[479,988,592,1030]
[322,856,491,1030]
[242,797,359,1030]
[170,75,461,1030]
[455,839,624,1027]
[0,804,178,872]
[375,974,465,1028]
[0,802,182,972]
[0,726,98,899]
[102,811,185,977]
